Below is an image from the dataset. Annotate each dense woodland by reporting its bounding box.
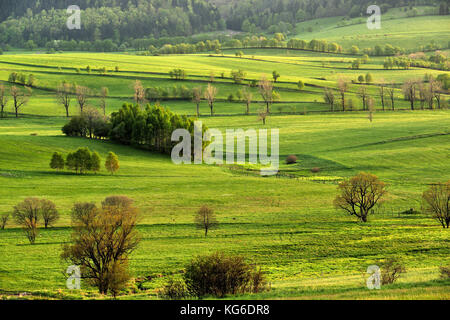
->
[0,0,448,50]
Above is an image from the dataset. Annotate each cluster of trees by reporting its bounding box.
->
[6,197,60,244]
[0,0,223,49]
[402,76,446,110]
[50,149,119,175]
[0,83,32,118]
[334,172,449,228]
[384,51,449,71]
[8,72,37,86]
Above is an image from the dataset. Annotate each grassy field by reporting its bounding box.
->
[0,15,449,299]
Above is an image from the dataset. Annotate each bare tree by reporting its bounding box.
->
[367,97,375,122]
[259,76,275,113]
[334,172,387,222]
[385,82,395,111]
[204,83,218,116]
[259,109,268,125]
[12,197,41,244]
[100,87,109,116]
[40,199,59,229]
[133,80,145,105]
[10,86,31,118]
[194,205,218,237]
[75,85,90,113]
[337,78,348,111]
[402,80,417,110]
[433,80,443,109]
[62,197,140,296]
[241,86,253,115]
[0,84,9,118]
[422,181,450,228]
[192,87,202,117]
[57,82,72,117]
[358,85,369,111]
[82,106,101,139]
[323,87,335,112]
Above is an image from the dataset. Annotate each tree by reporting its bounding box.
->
[258,109,268,125]
[204,84,218,116]
[102,196,134,210]
[194,205,218,237]
[259,76,275,113]
[0,84,9,118]
[40,199,59,229]
[27,74,36,87]
[66,147,93,174]
[169,69,187,80]
[192,87,202,117]
[230,69,246,84]
[337,78,348,111]
[334,172,387,222]
[297,80,304,91]
[105,152,120,175]
[1,213,9,230]
[50,152,65,170]
[133,80,145,105]
[358,85,369,111]
[367,97,375,122]
[12,198,41,244]
[10,86,31,118]
[57,82,72,117]
[82,106,101,139]
[61,197,140,296]
[241,87,253,115]
[323,87,335,112]
[422,181,450,228]
[365,73,373,84]
[90,151,101,174]
[100,87,109,116]
[379,80,386,111]
[386,82,395,111]
[272,71,280,82]
[351,45,360,55]
[75,85,90,113]
[402,80,417,110]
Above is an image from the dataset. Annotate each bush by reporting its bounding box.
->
[184,252,268,298]
[159,278,190,300]
[285,155,298,164]
[311,167,321,173]
[439,266,450,279]
[381,258,406,285]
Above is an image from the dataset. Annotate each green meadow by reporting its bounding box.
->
[0,15,449,299]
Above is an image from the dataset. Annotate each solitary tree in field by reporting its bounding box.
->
[204,84,218,116]
[57,82,72,117]
[75,85,90,113]
[297,80,305,91]
[0,84,9,118]
[192,87,202,117]
[10,86,31,118]
[402,80,417,110]
[337,78,348,111]
[258,109,268,125]
[195,205,218,237]
[62,197,140,296]
[0,213,9,230]
[12,197,41,244]
[259,76,275,113]
[272,71,280,83]
[241,87,253,115]
[100,87,109,116]
[422,181,450,228]
[334,172,387,222]
[50,152,65,170]
[40,199,59,229]
[323,87,335,112]
[105,152,120,175]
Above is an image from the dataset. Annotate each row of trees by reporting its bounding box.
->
[50,149,119,175]
[57,82,109,117]
[323,76,447,113]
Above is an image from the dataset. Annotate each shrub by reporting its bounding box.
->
[159,278,190,300]
[439,266,450,279]
[311,167,321,173]
[285,155,298,164]
[381,258,406,285]
[184,252,268,298]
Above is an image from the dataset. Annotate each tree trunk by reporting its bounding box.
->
[196,103,200,117]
